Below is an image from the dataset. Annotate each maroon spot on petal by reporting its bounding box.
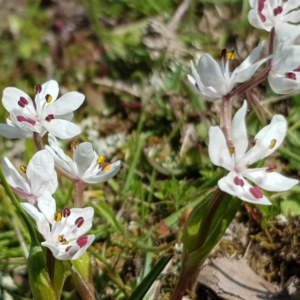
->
[63,208,71,217]
[101,162,111,171]
[258,0,265,12]
[285,72,297,80]
[76,235,88,247]
[75,217,84,228]
[293,66,300,72]
[249,186,263,199]
[18,97,29,108]
[16,115,36,126]
[35,84,42,94]
[273,6,283,16]
[45,114,54,122]
[258,11,266,22]
[234,176,244,187]
[65,246,72,252]
[266,165,277,172]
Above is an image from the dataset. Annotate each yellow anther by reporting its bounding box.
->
[269,139,276,149]
[102,163,111,171]
[97,155,106,165]
[45,94,52,103]
[225,50,235,60]
[58,235,66,243]
[54,212,62,222]
[229,146,235,156]
[71,140,78,152]
[20,165,27,173]
[251,139,257,148]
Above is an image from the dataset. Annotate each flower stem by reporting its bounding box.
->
[220,28,275,146]
[74,179,84,208]
[170,188,225,300]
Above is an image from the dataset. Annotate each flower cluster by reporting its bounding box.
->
[188,0,300,204]
[0,80,121,260]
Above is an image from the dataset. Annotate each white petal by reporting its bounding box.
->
[71,235,95,260]
[41,242,68,260]
[40,80,59,103]
[73,143,96,177]
[46,92,85,115]
[242,115,287,165]
[37,191,56,224]
[208,126,233,170]
[273,46,300,73]
[64,207,94,238]
[43,119,81,139]
[248,10,272,31]
[231,101,248,161]
[26,150,58,197]
[274,23,300,42]
[83,160,121,184]
[268,75,300,94]
[1,157,31,193]
[0,123,32,139]
[243,169,299,192]
[21,202,50,236]
[218,172,272,205]
[2,87,34,112]
[197,55,227,95]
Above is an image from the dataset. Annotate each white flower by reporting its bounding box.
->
[45,134,121,184]
[1,150,58,206]
[0,80,84,139]
[248,0,300,41]
[208,101,298,204]
[21,194,95,260]
[268,43,300,94]
[188,43,269,101]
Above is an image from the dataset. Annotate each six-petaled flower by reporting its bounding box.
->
[208,101,298,204]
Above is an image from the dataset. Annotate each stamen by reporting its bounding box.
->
[58,235,66,243]
[45,94,52,103]
[71,140,78,152]
[233,176,244,187]
[221,49,235,60]
[54,212,62,222]
[273,6,283,16]
[97,155,105,165]
[269,139,276,149]
[101,162,111,171]
[229,146,235,156]
[266,165,277,172]
[65,246,72,252]
[20,165,27,173]
[249,187,263,199]
[34,84,42,94]
[76,235,88,247]
[63,208,71,217]
[45,114,54,122]
[250,139,256,147]
[7,113,11,120]
[75,217,84,228]
[285,72,296,80]
[17,116,36,126]
[18,97,29,108]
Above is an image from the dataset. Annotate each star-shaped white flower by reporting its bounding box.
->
[21,194,95,260]
[0,80,84,139]
[248,0,300,41]
[188,43,269,101]
[268,42,300,94]
[208,101,298,204]
[1,150,58,206]
[45,134,121,184]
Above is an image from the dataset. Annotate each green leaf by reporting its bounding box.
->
[127,255,172,300]
[280,199,300,216]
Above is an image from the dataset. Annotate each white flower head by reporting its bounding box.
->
[188,43,269,101]
[268,43,300,94]
[1,149,58,206]
[248,0,300,41]
[208,101,298,204]
[0,80,85,139]
[21,194,95,260]
[45,134,121,184]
